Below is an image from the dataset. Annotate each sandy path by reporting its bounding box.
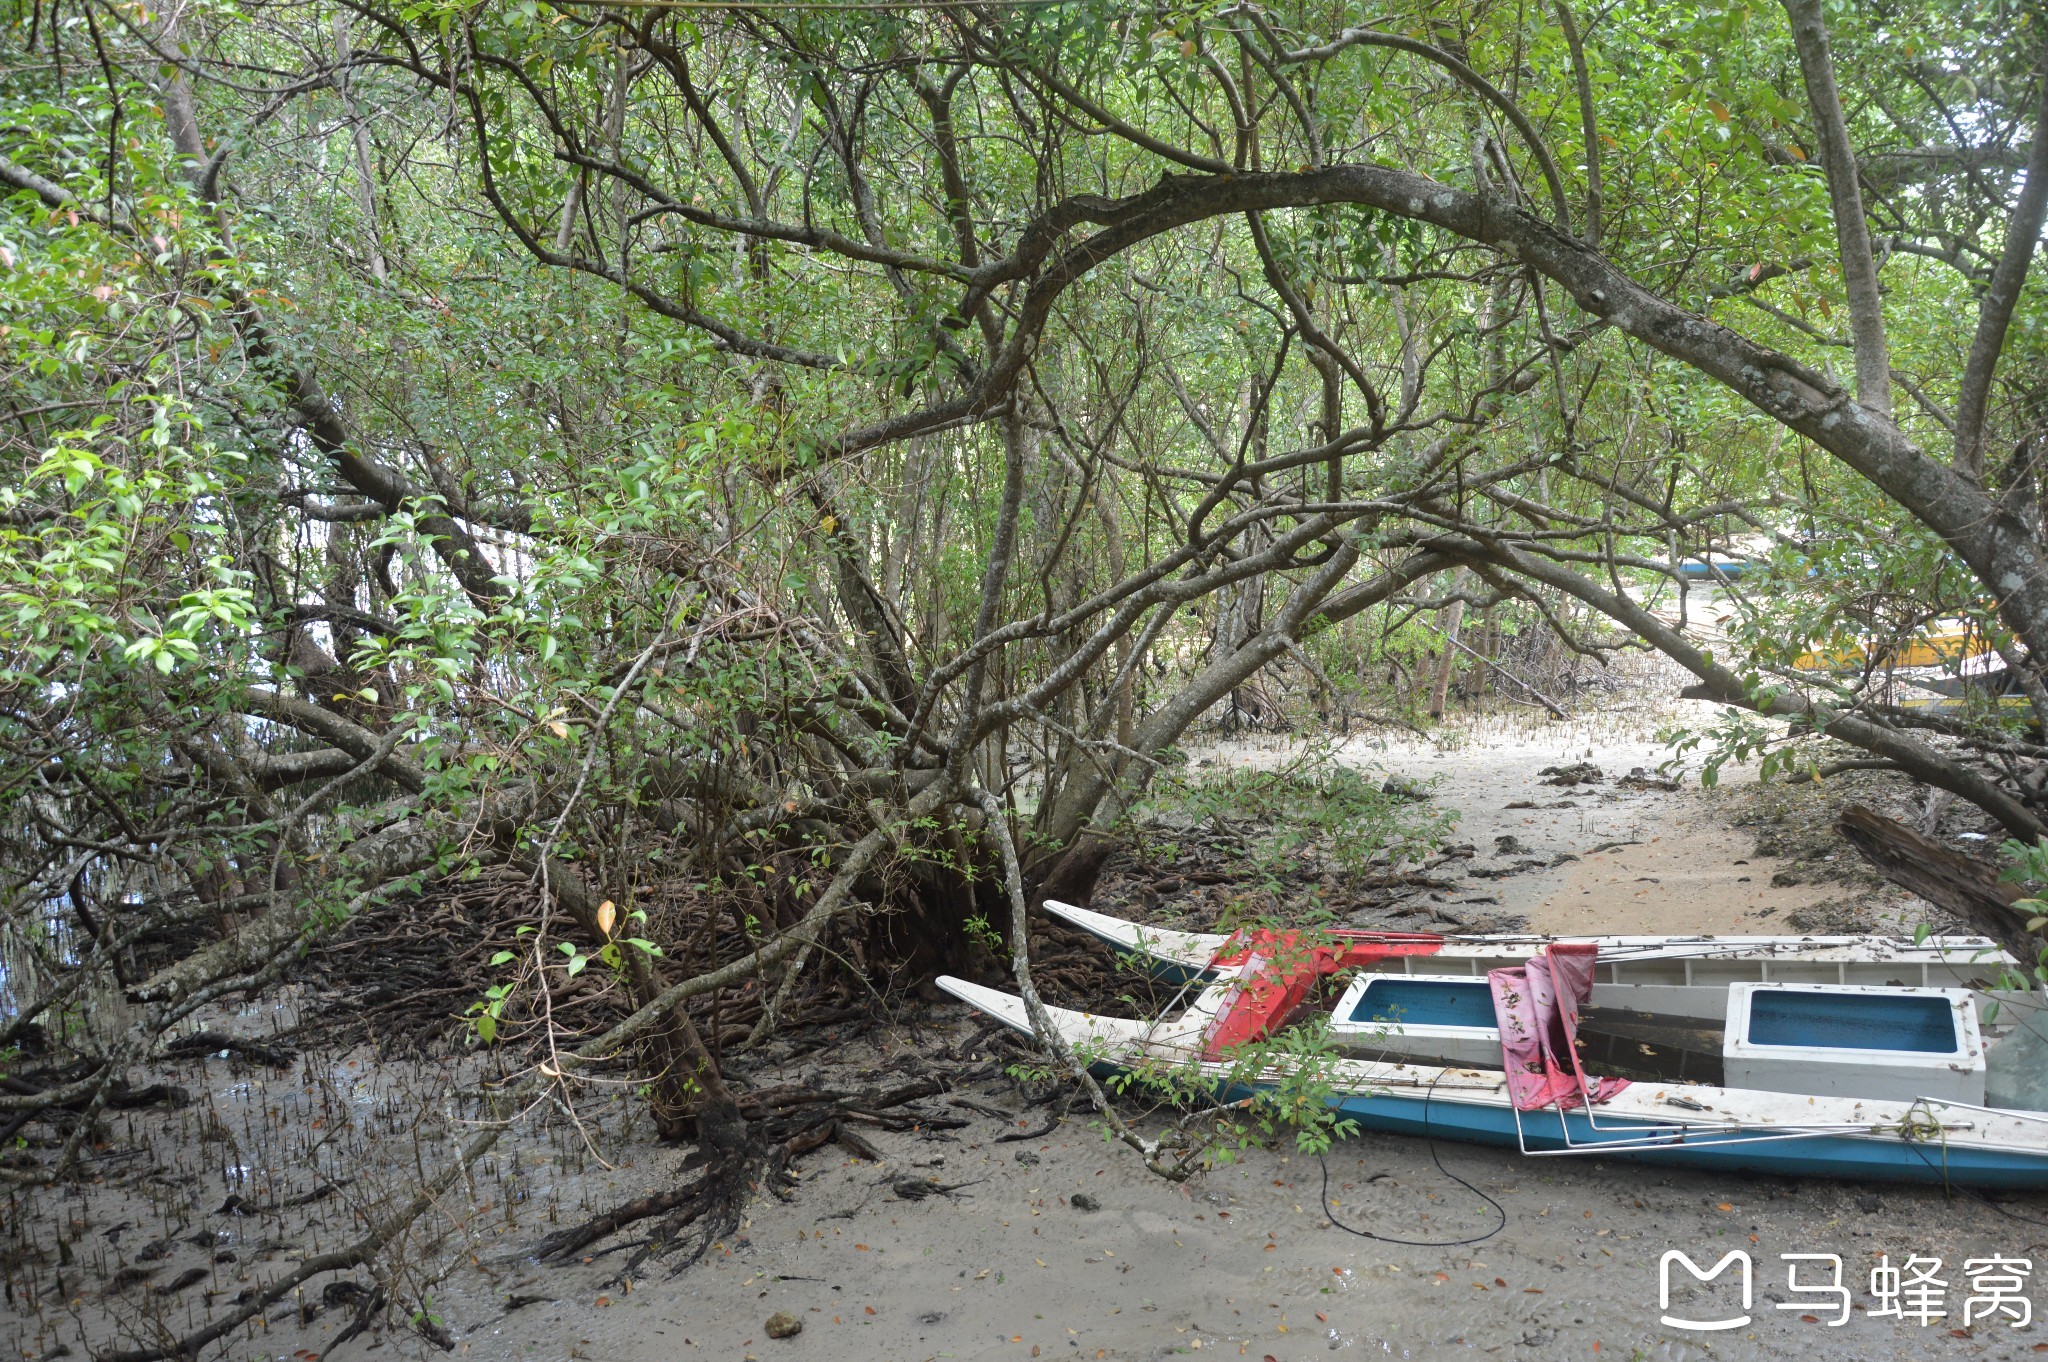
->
[1197,692,1876,938]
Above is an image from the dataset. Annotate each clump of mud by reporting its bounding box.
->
[1083,819,1524,938]
[1715,742,2007,933]
[1781,895,1884,933]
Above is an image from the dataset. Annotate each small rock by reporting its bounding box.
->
[323,1280,371,1308]
[154,1267,208,1297]
[1538,762,1603,787]
[1857,1195,1882,1214]
[1013,1151,1041,1166]
[765,1310,804,1339]
[1493,835,1526,856]
[1070,1192,1100,1212]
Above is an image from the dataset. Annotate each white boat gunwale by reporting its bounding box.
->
[1040,898,2015,971]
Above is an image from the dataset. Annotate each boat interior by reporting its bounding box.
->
[1168,955,2048,1113]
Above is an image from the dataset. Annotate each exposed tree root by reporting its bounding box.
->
[530,1077,962,1275]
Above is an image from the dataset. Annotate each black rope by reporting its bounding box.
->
[1317,1071,1506,1248]
[1899,1132,2048,1231]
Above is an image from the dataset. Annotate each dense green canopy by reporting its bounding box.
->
[6,3,2048,1309]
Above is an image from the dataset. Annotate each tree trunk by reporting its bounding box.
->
[1429,569,1469,718]
[333,16,388,282]
[1028,551,1454,901]
[1783,0,1892,416]
[1834,804,2039,965]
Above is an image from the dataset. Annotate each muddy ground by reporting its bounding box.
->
[8,684,2046,1362]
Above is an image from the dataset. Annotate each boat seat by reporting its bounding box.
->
[1722,983,1985,1105]
[1328,975,1502,1067]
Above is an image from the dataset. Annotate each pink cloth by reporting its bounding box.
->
[1487,943,1630,1112]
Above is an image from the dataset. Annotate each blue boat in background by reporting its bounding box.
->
[1676,552,1750,581]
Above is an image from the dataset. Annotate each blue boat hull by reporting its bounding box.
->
[1331,1088,2048,1188]
[1081,1061,2048,1188]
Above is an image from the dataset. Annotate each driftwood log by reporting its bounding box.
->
[1834,804,2041,965]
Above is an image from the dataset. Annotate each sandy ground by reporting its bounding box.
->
[1192,693,1849,939]
[10,684,2039,1362]
[32,1025,2038,1362]
[423,1030,2048,1362]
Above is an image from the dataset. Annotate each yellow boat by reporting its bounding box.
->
[1897,693,2040,731]
[1792,622,1992,673]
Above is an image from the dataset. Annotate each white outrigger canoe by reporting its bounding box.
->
[1040,898,2019,1011]
[941,906,2048,1186]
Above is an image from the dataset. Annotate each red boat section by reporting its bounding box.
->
[1198,932,1630,1113]
[1198,930,1445,1058]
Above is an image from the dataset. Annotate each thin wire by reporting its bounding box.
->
[1317,1071,1506,1248]
[1897,1121,2048,1230]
